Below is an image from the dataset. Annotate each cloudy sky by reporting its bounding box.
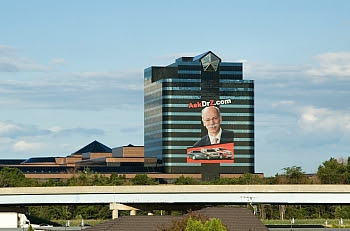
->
[1,0,349,176]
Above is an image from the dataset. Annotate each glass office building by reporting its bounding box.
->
[144,51,254,178]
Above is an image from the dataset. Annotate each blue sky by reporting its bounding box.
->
[0,0,349,176]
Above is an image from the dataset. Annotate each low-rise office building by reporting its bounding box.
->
[0,140,162,179]
[0,140,259,180]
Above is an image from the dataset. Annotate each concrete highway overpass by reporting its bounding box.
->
[1,185,350,205]
[2,184,350,218]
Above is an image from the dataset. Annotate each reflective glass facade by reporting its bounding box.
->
[144,51,254,176]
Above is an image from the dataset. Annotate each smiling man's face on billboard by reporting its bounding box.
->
[202,106,222,136]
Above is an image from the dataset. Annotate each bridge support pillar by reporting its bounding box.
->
[112,209,119,219]
[110,203,139,219]
[130,209,137,216]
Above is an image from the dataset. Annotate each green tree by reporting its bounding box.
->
[109,173,127,185]
[160,212,208,231]
[185,218,227,231]
[209,177,238,185]
[77,205,111,219]
[275,166,309,184]
[202,218,227,231]
[284,166,309,184]
[131,174,158,185]
[334,206,350,219]
[28,225,34,231]
[238,173,263,184]
[317,158,347,184]
[185,218,204,231]
[29,206,66,220]
[0,167,37,187]
[173,175,199,185]
[41,178,67,187]
[160,212,227,231]
[66,168,110,186]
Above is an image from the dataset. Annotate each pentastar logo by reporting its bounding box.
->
[188,99,232,108]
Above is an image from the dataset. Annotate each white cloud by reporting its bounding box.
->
[0,120,104,138]
[0,120,47,138]
[306,52,350,78]
[272,100,294,108]
[13,140,44,151]
[51,58,65,65]
[0,44,50,72]
[74,70,143,90]
[49,126,62,133]
[245,62,306,79]
[0,57,49,72]
[0,121,22,134]
[0,68,143,110]
[0,45,18,55]
[245,52,350,82]
[297,106,350,133]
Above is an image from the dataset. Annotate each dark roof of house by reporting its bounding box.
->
[73,140,112,154]
[85,216,175,231]
[198,207,269,231]
[84,206,268,231]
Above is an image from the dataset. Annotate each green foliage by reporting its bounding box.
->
[208,173,263,185]
[285,205,315,219]
[209,177,238,185]
[29,206,67,220]
[29,205,111,221]
[0,167,38,187]
[173,175,199,185]
[334,206,350,219]
[264,176,279,184]
[28,225,34,231]
[261,204,345,220]
[238,173,263,184]
[45,169,128,186]
[66,168,110,186]
[184,217,227,231]
[317,158,350,184]
[109,173,127,185]
[131,174,158,185]
[281,166,310,184]
[42,178,67,187]
[202,218,227,231]
[160,212,208,231]
[185,218,204,231]
[160,212,226,231]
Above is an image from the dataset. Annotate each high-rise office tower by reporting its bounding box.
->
[144,51,254,179]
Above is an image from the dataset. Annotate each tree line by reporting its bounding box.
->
[1,156,350,221]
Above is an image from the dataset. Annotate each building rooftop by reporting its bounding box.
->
[73,140,112,154]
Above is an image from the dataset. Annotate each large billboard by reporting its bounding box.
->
[186,102,235,164]
[187,143,234,164]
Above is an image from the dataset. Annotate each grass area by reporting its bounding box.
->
[52,219,107,227]
[262,219,350,228]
